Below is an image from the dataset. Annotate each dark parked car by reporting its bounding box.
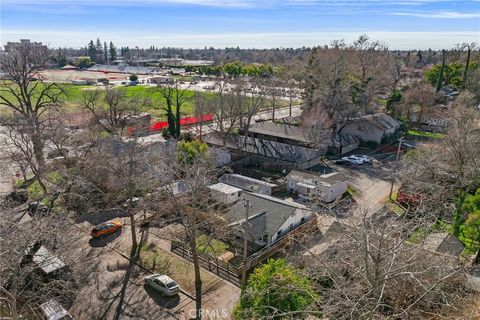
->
[28,201,50,216]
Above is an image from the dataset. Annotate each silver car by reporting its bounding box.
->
[144,274,180,297]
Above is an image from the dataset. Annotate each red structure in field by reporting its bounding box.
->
[149,114,213,132]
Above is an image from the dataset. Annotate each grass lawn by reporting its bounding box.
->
[1,82,296,121]
[407,129,446,139]
[408,220,451,244]
[385,200,406,216]
[139,243,217,294]
[196,234,229,256]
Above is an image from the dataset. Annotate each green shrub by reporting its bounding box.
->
[27,180,45,200]
[234,259,318,319]
[46,171,64,185]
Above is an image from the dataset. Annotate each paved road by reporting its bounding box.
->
[328,158,396,214]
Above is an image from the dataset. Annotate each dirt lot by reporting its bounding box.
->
[64,216,239,320]
[39,70,148,83]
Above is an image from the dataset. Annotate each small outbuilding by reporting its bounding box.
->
[220,174,277,196]
[208,182,243,204]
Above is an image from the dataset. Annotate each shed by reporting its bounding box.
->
[208,182,243,204]
[220,174,276,196]
[39,299,73,320]
[32,246,67,276]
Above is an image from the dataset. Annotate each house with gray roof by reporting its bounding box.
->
[227,193,314,247]
[245,121,359,155]
[340,113,400,144]
[286,170,348,203]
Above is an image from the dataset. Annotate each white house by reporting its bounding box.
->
[286,170,348,203]
[227,193,314,247]
[208,183,242,205]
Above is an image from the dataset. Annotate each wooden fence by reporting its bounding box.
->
[170,218,318,287]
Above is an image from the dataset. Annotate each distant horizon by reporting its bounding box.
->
[1,0,479,50]
[2,31,479,51]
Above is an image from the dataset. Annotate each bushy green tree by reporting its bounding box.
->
[129,74,138,82]
[425,62,478,90]
[76,56,95,69]
[176,140,208,165]
[234,259,318,319]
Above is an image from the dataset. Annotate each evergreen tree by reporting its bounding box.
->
[87,40,96,61]
[109,41,117,61]
[103,41,108,63]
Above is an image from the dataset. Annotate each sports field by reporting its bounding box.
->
[39,69,147,83]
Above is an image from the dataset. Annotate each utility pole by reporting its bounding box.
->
[389,136,404,200]
[242,197,251,286]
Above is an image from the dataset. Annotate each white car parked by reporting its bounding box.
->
[144,274,180,297]
[352,155,372,163]
[341,156,363,165]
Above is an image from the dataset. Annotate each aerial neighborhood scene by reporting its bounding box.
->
[1,0,480,319]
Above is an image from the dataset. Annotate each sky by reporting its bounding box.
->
[1,0,479,49]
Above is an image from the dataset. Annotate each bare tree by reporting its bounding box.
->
[151,142,225,320]
[208,80,243,146]
[0,42,65,192]
[401,82,439,125]
[305,210,467,319]
[81,87,150,135]
[234,78,267,147]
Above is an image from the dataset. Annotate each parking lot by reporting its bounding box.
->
[63,217,239,320]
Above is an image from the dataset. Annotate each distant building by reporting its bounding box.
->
[61,64,77,70]
[286,170,348,202]
[208,183,243,204]
[87,64,157,75]
[4,39,48,53]
[220,173,277,196]
[149,76,175,85]
[227,192,314,247]
[340,113,400,144]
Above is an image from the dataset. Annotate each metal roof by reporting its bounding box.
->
[227,192,310,240]
[208,182,243,195]
[32,246,67,275]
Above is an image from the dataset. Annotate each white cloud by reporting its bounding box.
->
[1,0,477,8]
[2,29,478,49]
[393,11,480,18]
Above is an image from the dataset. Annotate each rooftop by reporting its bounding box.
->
[32,246,67,275]
[248,122,308,143]
[287,170,348,187]
[348,113,400,131]
[227,192,310,239]
[220,174,277,188]
[208,182,243,195]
